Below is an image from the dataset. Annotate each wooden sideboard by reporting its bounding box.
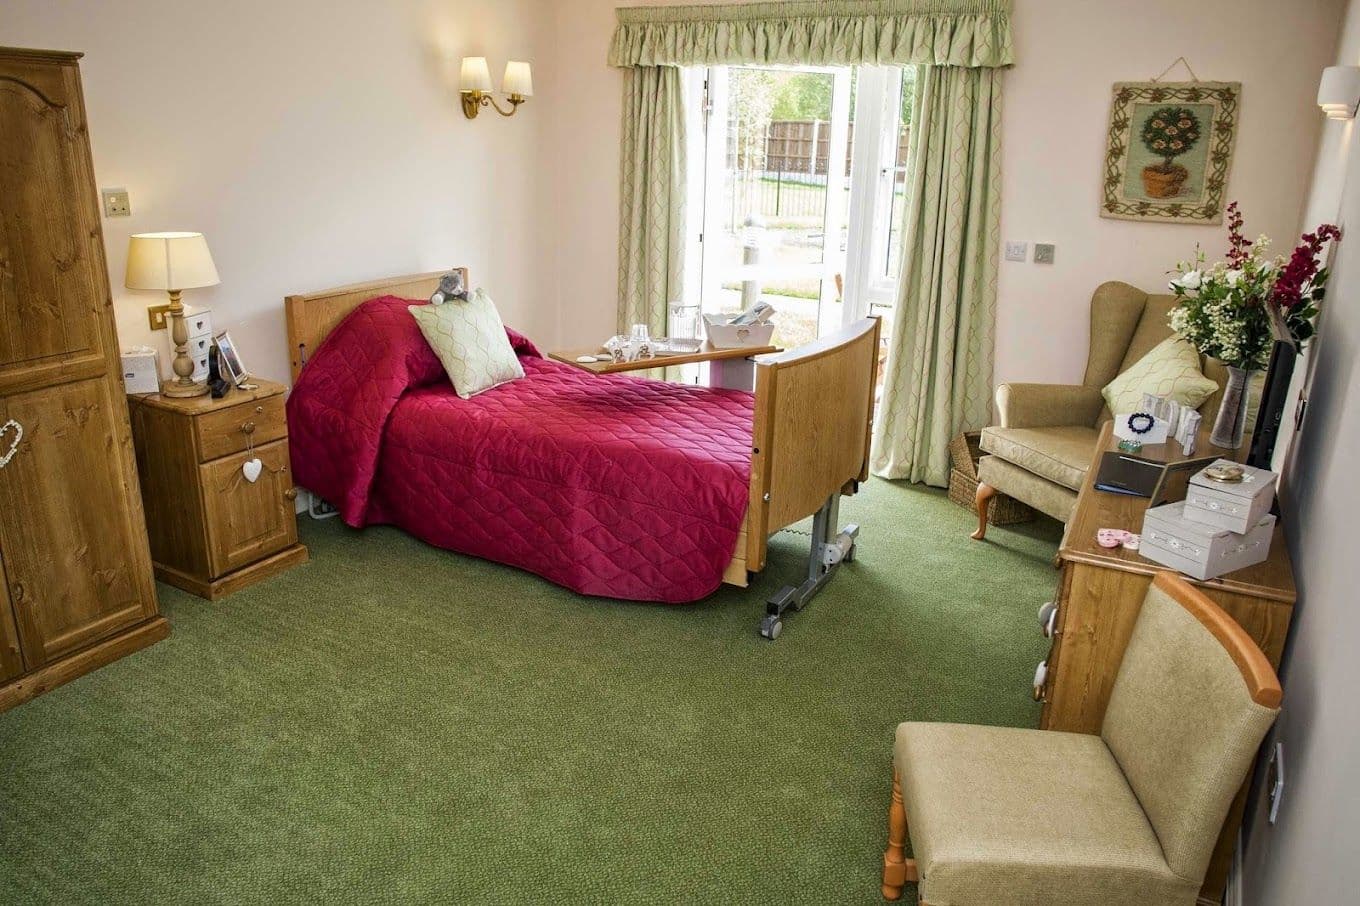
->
[1035,422,1294,904]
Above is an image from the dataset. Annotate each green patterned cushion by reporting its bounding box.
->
[1102,336,1218,414]
[409,288,524,399]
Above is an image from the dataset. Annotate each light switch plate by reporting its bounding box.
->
[101,187,131,217]
[1034,242,1056,264]
[147,303,171,331]
[1004,240,1028,262]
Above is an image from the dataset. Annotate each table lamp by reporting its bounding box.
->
[125,232,219,397]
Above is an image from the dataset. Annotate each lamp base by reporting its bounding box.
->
[161,377,209,399]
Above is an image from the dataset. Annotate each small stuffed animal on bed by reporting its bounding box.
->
[429,271,468,306]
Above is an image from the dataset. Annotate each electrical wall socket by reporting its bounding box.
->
[147,303,171,331]
[1034,242,1056,264]
[101,187,131,217]
[1004,240,1028,262]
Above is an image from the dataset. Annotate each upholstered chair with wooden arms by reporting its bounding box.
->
[880,572,1281,905]
[970,281,1227,540]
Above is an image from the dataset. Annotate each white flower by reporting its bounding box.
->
[1224,269,1243,287]
[1258,260,1274,275]
[1172,270,1203,290]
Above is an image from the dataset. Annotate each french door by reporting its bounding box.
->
[682,64,914,349]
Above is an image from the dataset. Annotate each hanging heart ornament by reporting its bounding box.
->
[242,457,262,483]
[0,419,23,469]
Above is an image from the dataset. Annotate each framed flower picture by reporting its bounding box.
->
[1100,81,1241,224]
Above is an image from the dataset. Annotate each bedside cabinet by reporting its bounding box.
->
[128,379,308,600]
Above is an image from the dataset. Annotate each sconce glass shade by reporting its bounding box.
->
[125,232,219,291]
[503,61,533,98]
[460,56,492,93]
[1318,65,1360,119]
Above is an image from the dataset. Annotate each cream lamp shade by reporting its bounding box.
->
[503,61,533,98]
[460,56,493,93]
[125,232,220,291]
[1318,65,1360,119]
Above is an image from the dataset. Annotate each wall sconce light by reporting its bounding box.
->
[1318,65,1360,119]
[460,57,533,119]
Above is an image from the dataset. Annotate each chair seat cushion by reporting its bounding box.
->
[895,722,1196,906]
[979,425,1099,492]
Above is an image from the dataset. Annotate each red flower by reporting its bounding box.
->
[1224,201,1252,268]
[1271,223,1342,309]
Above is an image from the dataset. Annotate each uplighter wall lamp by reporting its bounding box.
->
[460,57,533,119]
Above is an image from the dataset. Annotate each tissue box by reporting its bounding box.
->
[1142,501,1275,580]
[703,314,776,349]
[1182,459,1277,534]
[120,348,160,394]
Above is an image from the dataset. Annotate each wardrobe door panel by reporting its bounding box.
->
[0,60,104,389]
[0,376,157,667]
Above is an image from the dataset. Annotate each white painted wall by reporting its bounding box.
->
[1240,3,1360,902]
[536,0,1343,391]
[0,0,553,384]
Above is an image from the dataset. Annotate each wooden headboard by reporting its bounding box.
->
[283,268,467,383]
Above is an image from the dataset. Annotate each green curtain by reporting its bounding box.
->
[609,0,1013,68]
[617,65,686,336]
[871,65,1002,486]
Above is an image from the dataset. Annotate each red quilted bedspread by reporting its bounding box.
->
[287,296,754,602]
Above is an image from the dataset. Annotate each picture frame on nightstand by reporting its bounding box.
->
[213,331,250,386]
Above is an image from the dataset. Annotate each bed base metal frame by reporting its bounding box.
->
[759,492,860,640]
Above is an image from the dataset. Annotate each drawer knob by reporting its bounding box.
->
[241,420,256,435]
[1032,660,1048,702]
[255,405,264,413]
[284,488,298,500]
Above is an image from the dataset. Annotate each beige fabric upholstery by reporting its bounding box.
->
[895,723,1196,906]
[1102,583,1281,883]
[889,579,1282,906]
[977,455,1076,523]
[979,281,1227,523]
[979,425,1098,492]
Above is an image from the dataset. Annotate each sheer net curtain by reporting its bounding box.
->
[610,1,1013,485]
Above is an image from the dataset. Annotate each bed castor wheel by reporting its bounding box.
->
[759,615,783,640]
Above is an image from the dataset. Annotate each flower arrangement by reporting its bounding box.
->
[1167,202,1341,370]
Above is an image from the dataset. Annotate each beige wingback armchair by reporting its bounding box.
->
[880,572,1282,905]
[970,281,1226,539]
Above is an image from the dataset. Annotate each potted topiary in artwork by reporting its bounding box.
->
[1139,106,1201,198]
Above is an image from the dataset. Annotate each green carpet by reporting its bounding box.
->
[1,480,1060,904]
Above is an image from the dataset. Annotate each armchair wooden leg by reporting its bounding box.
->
[970,483,997,541]
[882,768,918,900]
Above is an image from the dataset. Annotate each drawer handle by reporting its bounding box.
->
[1032,660,1048,702]
[284,488,298,500]
[1037,601,1057,638]
[241,420,256,435]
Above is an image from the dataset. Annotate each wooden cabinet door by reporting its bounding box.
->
[0,551,24,682]
[200,440,297,576]
[0,55,108,392]
[0,377,158,668]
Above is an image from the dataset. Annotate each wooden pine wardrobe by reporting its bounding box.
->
[0,47,167,712]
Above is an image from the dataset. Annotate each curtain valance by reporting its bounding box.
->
[608,0,1013,69]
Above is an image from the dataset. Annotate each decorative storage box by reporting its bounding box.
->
[703,314,776,349]
[184,307,213,341]
[120,347,161,394]
[1142,501,1275,581]
[1183,459,1277,535]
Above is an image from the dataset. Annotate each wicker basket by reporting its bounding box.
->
[947,432,1035,526]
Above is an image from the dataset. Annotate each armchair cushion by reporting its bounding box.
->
[1101,335,1218,416]
[996,383,1105,429]
[895,722,1196,906]
[980,425,1099,492]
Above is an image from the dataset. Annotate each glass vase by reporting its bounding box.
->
[1210,366,1253,449]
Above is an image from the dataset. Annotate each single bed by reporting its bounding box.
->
[285,270,879,635]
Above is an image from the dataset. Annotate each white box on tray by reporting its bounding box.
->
[1141,501,1275,581]
[703,314,775,349]
[1181,459,1277,535]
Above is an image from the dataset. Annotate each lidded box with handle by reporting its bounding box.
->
[1182,459,1277,534]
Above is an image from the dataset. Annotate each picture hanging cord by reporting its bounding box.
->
[1151,56,1201,83]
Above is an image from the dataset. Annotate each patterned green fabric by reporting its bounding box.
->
[609,0,1014,68]
[872,64,1003,486]
[617,66,685,337]
[1101,335,1219,415]
[409,289,523,399]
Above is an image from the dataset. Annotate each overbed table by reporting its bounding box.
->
[547,341,780,391]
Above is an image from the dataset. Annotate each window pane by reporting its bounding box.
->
[884,67,916,281]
